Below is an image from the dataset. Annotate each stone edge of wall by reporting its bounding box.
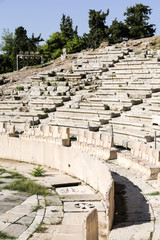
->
[0,135,114,231]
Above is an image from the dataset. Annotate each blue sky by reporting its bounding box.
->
[0,0,159,44]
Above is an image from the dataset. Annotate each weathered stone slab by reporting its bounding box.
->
[64,201,105,212]
[51,174,81,187]
[4,223,27,238]
[62,212,87,225]
[45,194,62,206]
[43,206,63,225]
[0,222,10,231]
[16,212,36,226]
[61,194,101,202]
[56,185,94,195]
[83,208,98,240]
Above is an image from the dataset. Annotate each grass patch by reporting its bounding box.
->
[32,203,42,212]
[17,86,24,91]
[0,168,24,179]
[0,231,16,239]
[35,224,47,233]
[0,168,6,175]
[145,191,160,196]
[3,178,50,196]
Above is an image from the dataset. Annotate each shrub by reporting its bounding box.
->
[31,165,46,177]
[17,86,24,91]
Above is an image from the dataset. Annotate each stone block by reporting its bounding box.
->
[83,208,98,240]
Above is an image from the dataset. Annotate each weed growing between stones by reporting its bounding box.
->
[3,178,50,196]
[0,168,24,179]
[16,86,24,91]
[0,231,16,239]
[31,165,46,177]
[34,224,47,233]
[145,191,160,196]
[32,203,42,212]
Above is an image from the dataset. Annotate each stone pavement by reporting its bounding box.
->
[0,159,106,240]
[0,158,160,239]
[107,160,160,240]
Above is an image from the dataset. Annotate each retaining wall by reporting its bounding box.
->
[0,135,114,231]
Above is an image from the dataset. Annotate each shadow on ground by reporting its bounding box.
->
[111,172,151,229]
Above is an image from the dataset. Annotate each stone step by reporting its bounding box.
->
[55,108,120,118]
[53,115,109,125]
[49,122,100,135]
[117,152,160,180]
[98,87,155,92]
[79,102,109,110]
[101,127,154,147]
[109,119,144,128]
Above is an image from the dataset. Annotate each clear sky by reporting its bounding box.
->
[0,0,159,45]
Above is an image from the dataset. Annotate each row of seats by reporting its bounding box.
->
[71,129,117,160]
[21,124,70,147]
[0,122,15,137]
[117,141,160,180]
[131,141,160,165]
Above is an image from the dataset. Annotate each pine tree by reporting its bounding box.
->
[124,4,156,39]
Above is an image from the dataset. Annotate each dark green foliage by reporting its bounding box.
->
[39,32,65,62]
[43,108,51,113]
[87,9,109,48]
[0,26,43,73]
[124,4,156,39]
[0,29,14,73]
[0,54,13,73]
[17,86,24,91]
[60,14,77,39]
[13,26,43,70]
[65,36,86,54]
[108,18,129,44]
[0,4,156,73]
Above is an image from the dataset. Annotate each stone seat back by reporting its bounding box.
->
[72,130,117,160]
[131,142,160,165]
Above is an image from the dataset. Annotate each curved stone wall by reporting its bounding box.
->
[0,135,114,231]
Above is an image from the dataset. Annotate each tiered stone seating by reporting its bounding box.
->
[71,129,117,160]
[117,141,160,180]
[0,70,76,132]
[21,124,70,146]
[72,47,130,75]
[50,104,120,135]
[0,122,15,137]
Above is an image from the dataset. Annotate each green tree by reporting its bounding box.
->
[60,14,77,39]
[40,32,66,62]
[28,33,43,52]
[87,9,109,48]
[0,29,14,72]
[124,4,156,39]
[0,26,44,72]
[13,26,43,69]
[14,26,43,55]
[108,18,129,44]
[65,36,86,53]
